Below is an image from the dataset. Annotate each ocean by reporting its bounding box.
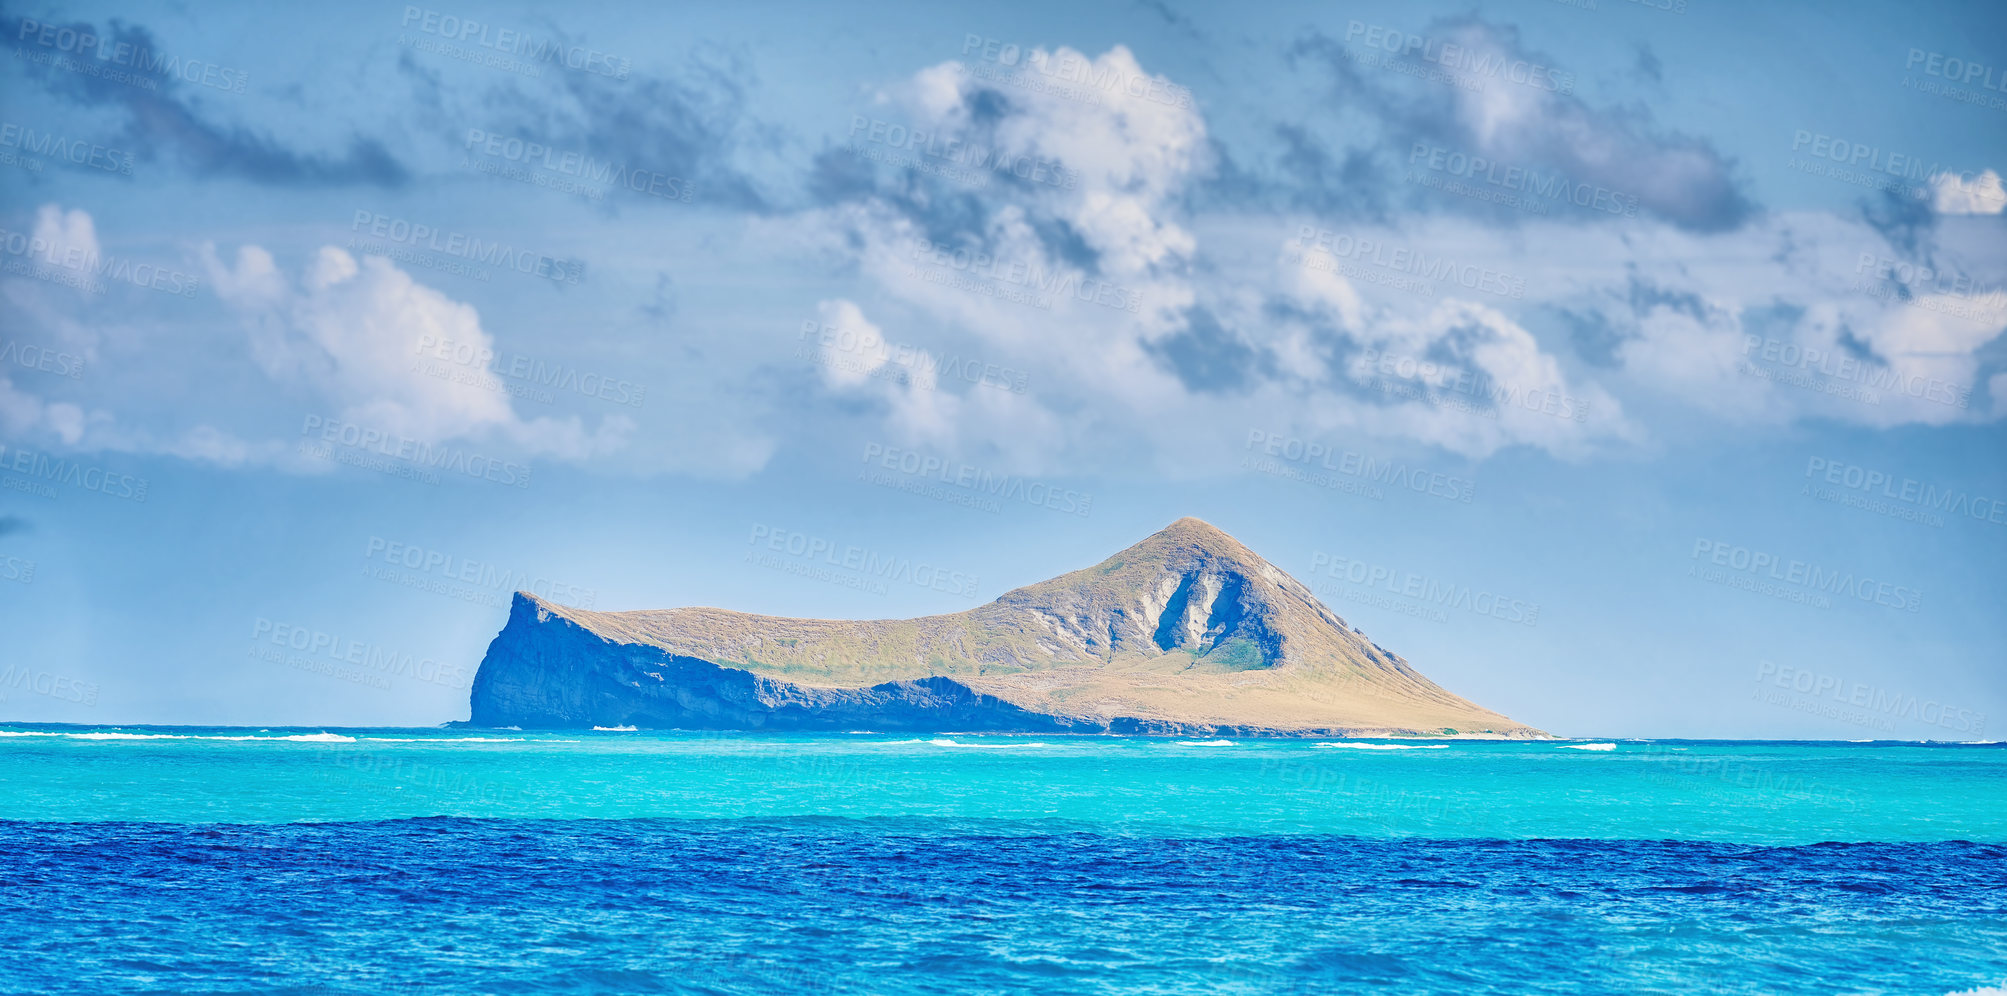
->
[3,728,2003,995]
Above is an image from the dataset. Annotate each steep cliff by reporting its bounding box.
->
[467,517,1544,737]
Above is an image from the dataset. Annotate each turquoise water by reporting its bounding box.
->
[4,727,2002,841]
[4,727,2005,994]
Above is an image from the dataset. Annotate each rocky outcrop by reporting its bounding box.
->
[465,518,1545,737]
[469,595,1085,731]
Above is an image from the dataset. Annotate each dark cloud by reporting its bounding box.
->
[1632,45,1664,86]
[1740,301,1806,347]
[1557,308,1629,369]
[637,273,677,324]
[393,51,448,120]
[1625,274,1714,324]
[803,80,1107,274]
[1147,307,1266,393]
[477,45,773,213]
[3,13,408,187]
[806,146,882,205]
[1835,324,1880,365]
[1135,0,1198,33]
[1742,304,1885,369]
[1552,274,1719,368]
[1266,125,1391,221]
[821,152,999,249]
[1280,18,1755,232]
[1260,295,1356,385]
[1860,187,1937,258]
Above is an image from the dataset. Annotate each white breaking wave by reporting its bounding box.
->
[1177,739,1235,747]
[0,730,533,744]
[591,725,638,732]
[858,735,1089,749]
[0,731,177,740]
[365,737,526,743]
[914,737,1055,748]
[1558,743,1617,751]
[1313,743,1449,750]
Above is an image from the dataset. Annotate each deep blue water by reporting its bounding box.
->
[4,729,2005,994]
[6,822,2006,995]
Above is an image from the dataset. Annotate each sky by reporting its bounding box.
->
[0,0,2002,738]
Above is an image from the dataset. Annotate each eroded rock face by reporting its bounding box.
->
[470,595,1086,731]
[465,518,1546,737]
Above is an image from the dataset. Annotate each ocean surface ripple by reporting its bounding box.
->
[4,820,2005,995]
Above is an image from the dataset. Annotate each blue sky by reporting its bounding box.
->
[1,0,2002,737]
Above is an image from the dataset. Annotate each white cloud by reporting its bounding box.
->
[30,204,100,269]
[896,45,1208,280]
[810,298,892,389]
[1,205,775,480]
[1931,169,2006,216]
[807,295,1069,463]
[0,207,112,448]
[0,373,80,444]
[202,243,631,459]
[779,30,2007,480]
[780,48,1655,472]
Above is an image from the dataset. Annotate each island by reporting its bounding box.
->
[465,517,1546,737]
